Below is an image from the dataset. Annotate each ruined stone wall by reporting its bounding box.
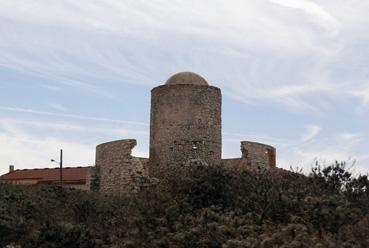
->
[138,157,150,176]
[149,84,222,177]
[95,139,151,195]
[241,141,276,169]
[84,167,92,191]
[222,141,276,171]
[222,158,244,170]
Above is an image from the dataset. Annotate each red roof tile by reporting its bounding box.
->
[0,166,91,182]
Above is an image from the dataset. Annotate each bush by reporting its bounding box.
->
[0,162,368,247]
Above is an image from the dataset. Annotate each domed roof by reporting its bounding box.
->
[165,72,208,86]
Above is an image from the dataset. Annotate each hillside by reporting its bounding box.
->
[1,162,368,248]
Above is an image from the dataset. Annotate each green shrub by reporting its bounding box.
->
[0,162,368,247]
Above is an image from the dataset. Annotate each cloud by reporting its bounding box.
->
[50,103,67,112]
[276,130,368,174]
[300,125,321,143]
[0,106,148,126]
[0,125,94,175]
[337,133,362,143]
[58,79,115,98]
[0,117,149,175]
[40,84,63,91]
[223,131,292,148]
[269,0,339,30]
[0,0,368,113]
[225,125,367,174]
[349,82,369,108]
[0,117,148,137]
[0,0,362,108]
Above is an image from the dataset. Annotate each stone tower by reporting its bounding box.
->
[94,71,278,194]
[149,72,222,177]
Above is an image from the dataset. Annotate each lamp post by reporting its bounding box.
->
[51,149,63,187]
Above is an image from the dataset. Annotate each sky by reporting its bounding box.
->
[0,0,369,175]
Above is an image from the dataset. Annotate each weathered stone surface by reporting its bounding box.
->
[149,83,222,177]
[138,157,150,175]
[241,141,276,169]
[222,141,276,171]
[95,139,153,195]
[165,72,208,86]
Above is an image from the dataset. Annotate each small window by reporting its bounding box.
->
[192,142,198,150]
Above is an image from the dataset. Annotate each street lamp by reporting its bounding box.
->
[51,149,63,187]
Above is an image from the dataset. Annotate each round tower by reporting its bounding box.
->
[149,72,222,177]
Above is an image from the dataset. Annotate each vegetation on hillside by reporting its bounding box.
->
[1,162,369,248]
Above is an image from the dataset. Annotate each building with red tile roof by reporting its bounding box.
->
[0,166,92,190]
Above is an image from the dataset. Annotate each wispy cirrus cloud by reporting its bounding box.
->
[269,0,340,30]
[0,117,148,137]
[337,133,362,143]
[278,129,368,174]
[300,125,321,143]
[1,0,369,110]
[350,82,369,108]
[0,106,148,126]
[49,103,67,112]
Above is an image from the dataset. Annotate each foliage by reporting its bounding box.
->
[0,162,368,247]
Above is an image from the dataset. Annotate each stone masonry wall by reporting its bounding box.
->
[95,139,151,195]
[241,141,276,169]
[149,84,222,177]
[138,157,150,177]
[222,141,276,171]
